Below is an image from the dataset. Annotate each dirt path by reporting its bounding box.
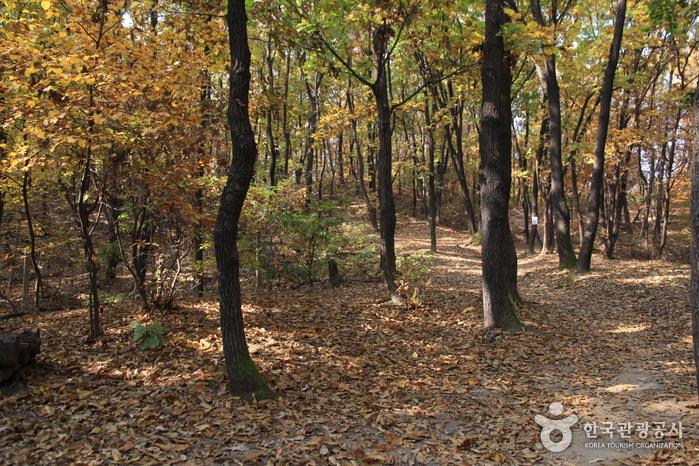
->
[394,217,698,465]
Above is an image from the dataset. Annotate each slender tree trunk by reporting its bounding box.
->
[78,146,101,342]
[194,166,205,297]
[425,95,438,252]
[348,89,379,231]
[577,0,626,273]
[544,56,576,268]
[446,91,478,234]
[265,36,278,187]
[529,117,548,254]
[480,0,522,331]
[370,23,403,303]
[569,156,585,245]
[215,0,274,402]
[656,107,681,258]
[689,76,699,402]
[304,73,323,202]
[531,0,576,268]
[282,52,292,178]
[21,169,42,308]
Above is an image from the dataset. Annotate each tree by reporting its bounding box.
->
[480,0,523,331]
[577,0,627,273]
[291,1,417,303]
[530,0,577,269]
[690,79,699,402]
[214,0,274,401]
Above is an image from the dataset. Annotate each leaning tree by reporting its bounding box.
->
[214,0,274,401]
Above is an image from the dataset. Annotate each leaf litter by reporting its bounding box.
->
[1,219,697,465]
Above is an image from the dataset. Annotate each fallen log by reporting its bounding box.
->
[0,328,41,383]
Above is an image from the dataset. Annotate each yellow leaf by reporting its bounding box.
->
[119,441,135,452]
[41,0,50,10]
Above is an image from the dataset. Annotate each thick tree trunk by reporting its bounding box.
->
[215,0,274,402]
[480,0,522,331]
[577,0,626,273]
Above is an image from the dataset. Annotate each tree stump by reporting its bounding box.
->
[0,328,41,383]
[328,259,343,288]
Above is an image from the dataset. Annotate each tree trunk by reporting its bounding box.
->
[371,23,403,304]
[425,95,438,253]
[690,76,699,402]
[78,145,101,342]
[531,0,576,269]
[577,0,626,273]
[215,0,274,402]
[265,35,278,187]
[527,155,540,254]
[22,169,42,308]
[480,0,522,331]
[304,73,323,202]
[446,96,478,234]
[543,56,576,268]
[328,258,342,288]
[348,89,379,231]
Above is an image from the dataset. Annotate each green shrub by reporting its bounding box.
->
[239,182,378,284]
[396,251,433,303]
[129,323,166,349]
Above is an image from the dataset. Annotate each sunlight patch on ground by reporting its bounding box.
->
[607,324,651,334]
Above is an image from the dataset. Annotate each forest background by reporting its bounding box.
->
[1,0,699,464]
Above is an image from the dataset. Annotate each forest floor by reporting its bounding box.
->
[1,217,698,465]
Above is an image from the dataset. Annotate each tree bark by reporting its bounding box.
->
[531,0,576,269]
[304,73,324,202]
[543,56,576,268]
[445,81,478,234]
[347,87,379,231]
[425,95,438,253]
[215,0,274,401]
[371,23,403,304]
[480,0,522,331]
[690,77,699,402]
[577,0,626,273]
